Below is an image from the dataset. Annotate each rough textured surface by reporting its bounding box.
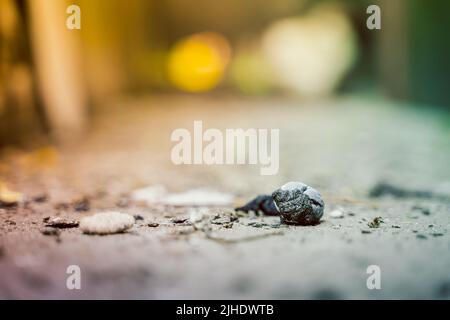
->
[79,212,135,235]
[0,94,450,299]
[272,182,324,225]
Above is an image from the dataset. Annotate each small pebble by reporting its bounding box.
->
[416,234,427,240]
[272,182,324,226]
[361,230,372,234]
[133,214,144,221]
[80,212,135,235]
[391,225,401,229]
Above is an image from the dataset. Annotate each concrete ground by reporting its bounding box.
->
[0,94,449,299]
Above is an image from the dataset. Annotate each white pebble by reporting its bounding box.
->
[80,212,135,235]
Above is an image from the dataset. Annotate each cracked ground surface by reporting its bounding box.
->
[1,94,449,299]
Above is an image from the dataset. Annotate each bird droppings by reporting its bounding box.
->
[329,209,344,219]
[79,212,135,235]
[44,217,79,229]
[368,217,383,228]
[272,181,324,226]
[163,189,234,207]
[131,185,234,207]
[235,195,279,216]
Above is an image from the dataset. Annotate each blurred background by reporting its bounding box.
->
[1,0,450,300]
[1,0,449,146]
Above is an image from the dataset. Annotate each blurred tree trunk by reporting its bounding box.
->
[0,0,41,146]
[27,0,89,142]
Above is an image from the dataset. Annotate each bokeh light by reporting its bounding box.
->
[167,32,231,93]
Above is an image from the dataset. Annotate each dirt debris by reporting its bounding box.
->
[44,217,79,229]
[368,217,383,228]
[40,227,61,236]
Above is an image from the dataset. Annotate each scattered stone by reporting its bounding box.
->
[416,234,427,240]
[33,194,48,203]
[147,222,160,228]
[235,195,279,216]
[73,197,90,212]
[247,221,267,228]
[431,233,444,237]
[54,203,69,211]
[79,212,135,235]
[222,222,234,229]
[329,209,344,219]
[44,217,79,229]
[391,225,401,229]
[171,218,188,224]
[412,205,430,216]
[211,214,238,225]
[368,217,383,228]
[40,227,61,236]
[361,230,372,234]
[133,214,144,221]
[272,182,324,226]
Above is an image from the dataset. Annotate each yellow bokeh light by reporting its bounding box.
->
[167,32,230,92]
